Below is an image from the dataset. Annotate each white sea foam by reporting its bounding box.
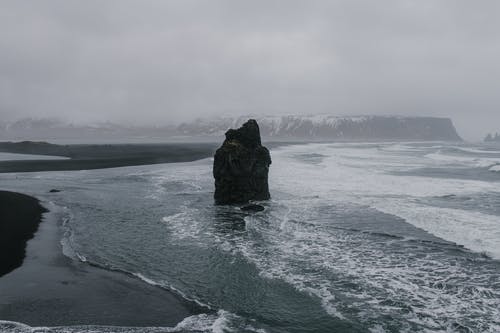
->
[489,164,500,172]
[384,145,500,156]
[379,143,428,153]
[58,208,89,263]
[172,311,231,332]
[453,147,500,154]
[174,310,267,333]
[0,310,266,333]
[270,144,500,258]
[132,272,162,287]
[128,159,211,200]
[131,272,211,309]
[161,206,207,241]
[210,197,500,332]
[242,143,500,330]
[271,143,498,199]
[424,151,500,168]
[372,199,500,259]
[127,143,500,331]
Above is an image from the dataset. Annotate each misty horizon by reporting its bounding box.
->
[1,1,500,141]
[0,113,482,142]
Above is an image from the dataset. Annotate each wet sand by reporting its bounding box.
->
[0,193,205,327]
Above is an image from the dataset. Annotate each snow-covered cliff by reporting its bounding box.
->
[0,115,462,142]
[177,115,462,141]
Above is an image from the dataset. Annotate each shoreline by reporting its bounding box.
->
[0,192,205,327]
[0,142,218,173]
[0,141,300,173]
[0,191,47,277]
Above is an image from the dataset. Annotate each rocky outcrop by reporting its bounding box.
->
[240,204,265,212]
[213,119,271,205]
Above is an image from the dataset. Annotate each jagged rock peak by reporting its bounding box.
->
[224,119,262,148]
[213,119,271,205]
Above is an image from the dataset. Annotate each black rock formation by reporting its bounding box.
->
[213,119,271,205]
[240,204,265,212]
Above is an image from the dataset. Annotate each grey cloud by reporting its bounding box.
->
[0,0,499,140]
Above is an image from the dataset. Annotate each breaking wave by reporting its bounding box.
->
[0,310,266,333]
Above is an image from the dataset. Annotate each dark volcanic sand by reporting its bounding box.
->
[0,142,218,173]
[0,191,47,277]
[0,195,204,326]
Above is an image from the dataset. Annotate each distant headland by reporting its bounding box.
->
[484,133,500,142]
[0,115,462,142]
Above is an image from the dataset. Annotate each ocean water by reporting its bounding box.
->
[1,142,500,333]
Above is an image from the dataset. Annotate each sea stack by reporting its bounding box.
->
[213,119,271,205]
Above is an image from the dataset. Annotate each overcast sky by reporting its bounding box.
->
[1,0,499,140]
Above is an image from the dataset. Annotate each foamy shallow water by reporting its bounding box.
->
[1,142,500,332]
[0,310,265,333]
[490,165,500,172]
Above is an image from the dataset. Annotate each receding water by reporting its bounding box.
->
[1,142,500,332]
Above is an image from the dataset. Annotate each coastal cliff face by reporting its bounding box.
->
[179,115,463,141]
[213,120,271,205]
[484,133,500,142]
[1,115,462,141]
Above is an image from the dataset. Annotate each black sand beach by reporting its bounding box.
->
[0,141,217,173]
[0,192,204,326]
[0,141,293,174]
[0,191,47,277]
